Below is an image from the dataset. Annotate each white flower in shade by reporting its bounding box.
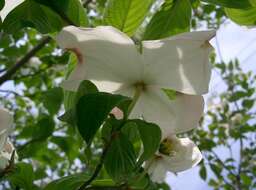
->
[56,26,215,134]
[0,108,15,170]
[146,136,202,183]
[0,0,23,21]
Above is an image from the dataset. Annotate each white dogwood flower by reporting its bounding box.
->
[0,108,15,170]
[57,26,215,134]
[146,136,202,183]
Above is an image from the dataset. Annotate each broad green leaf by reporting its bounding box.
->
[201,0,252,9]
[104,132,136,182]
[44,173,88,190]
[43,87,63,115]
[7,163,35,190]
[240,173,252,186]
[0,0,4,11]
[143,0,192,40]
[2,0,63,34]
[34,0,88,26]
[103,0,154,36]
[51,136,81,161]
[128,175,155,190]
[33,115,55,140]
[76,92,130,145]
[225,7,256,26]
[250,0,256,6]
[76,80,99,102]
[130,119,161,165]
[59,80,98,125]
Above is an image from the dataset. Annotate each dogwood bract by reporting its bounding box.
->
[56,26,214,180]
[0,108,15,169]
[57,26,215,133]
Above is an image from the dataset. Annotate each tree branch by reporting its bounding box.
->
[0,36,52,86]
[78,136,115,190]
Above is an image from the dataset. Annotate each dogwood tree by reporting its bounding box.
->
[0,0,255,190]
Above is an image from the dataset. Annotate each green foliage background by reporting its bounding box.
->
[0,0,255,189]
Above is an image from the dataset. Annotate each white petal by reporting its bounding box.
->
[0,0,23,20]
[129,87,204,134]
[0,109,13,151]
[57,26,143,92]
[162,137,202,172]
[142,30,215,95]
[0,139,17,169]
[147,159,167,183]
[0,152,10,169]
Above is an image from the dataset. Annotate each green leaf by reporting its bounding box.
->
[209,164,222,178]
[241,173,252,186]
[250,0,256,6]
[2,0,63,34]
[51,136,80,161]
[0,0,4,11]
[44,173,88,190]
[104,132,136,182]
[43,87,63,115]
[8,163,35,190]
[242,99,254,109]
[229,91,249,102]
[59,80,98,125]
[225,7,256,26]
[143,0,191,40]
[130,119,161,165]
[33,116,55,140]
[76,80,99,103]
[64,80,98,110]
[162,88,176,100]
[103,0,154,36]
[34,0,88,26]
[128,175,154,190]
[91,179,115,187]
[201,0,252,9]
[76,92,130,145]
[199,165,207,180]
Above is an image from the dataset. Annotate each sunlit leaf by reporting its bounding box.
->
[143,0,191,40]
[104,0,154,36]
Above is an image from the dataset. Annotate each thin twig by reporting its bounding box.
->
[236,138,243,190]
[212,151,237,177]
[78,134,115,190]
[0,89,21,96]
[0,36,52,86]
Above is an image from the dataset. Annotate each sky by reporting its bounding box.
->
[167,22,256,190]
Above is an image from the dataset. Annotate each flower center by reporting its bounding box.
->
[134,81,147,92]
[159,138,176,156]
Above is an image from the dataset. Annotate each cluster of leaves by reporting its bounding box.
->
[0,0,255,190]
[192,59,256,190]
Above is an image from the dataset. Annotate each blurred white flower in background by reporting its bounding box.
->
[0,108,16,170]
